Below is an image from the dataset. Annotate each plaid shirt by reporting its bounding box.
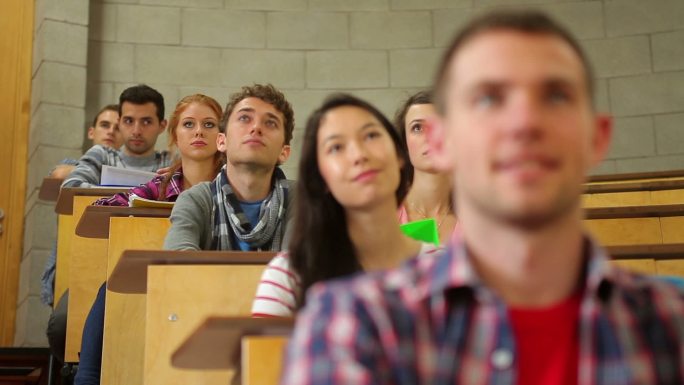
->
[94,169,183,206]
[282,237,684,385]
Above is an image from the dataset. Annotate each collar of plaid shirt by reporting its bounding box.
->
[283,235,684,385]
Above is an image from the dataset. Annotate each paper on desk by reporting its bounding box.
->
[101,165,156,187]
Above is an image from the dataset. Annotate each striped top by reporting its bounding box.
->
[251,242,441,318]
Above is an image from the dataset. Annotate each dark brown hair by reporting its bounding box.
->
[393,90,433,182]
[119,84,165,122]
[433,10,595,114]
[289,93,412,308]
[220,84,295,145]
[91,104,119,127]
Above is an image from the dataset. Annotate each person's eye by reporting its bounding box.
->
[410,123,423,133]
[475,93,502,109]
[327,143,343,154]
[266,119,278,128]
[100,122,110,128]
[547,88,571,104]
[238,115,250,122]
[143,119,152,126]
[365,130,381,140]
[123,118,133,125]
[203,121,216,129]
[183,121,194,128]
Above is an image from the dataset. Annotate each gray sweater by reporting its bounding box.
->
[163,182,215,250]
[62,144,171,188]
[163,180,295,251]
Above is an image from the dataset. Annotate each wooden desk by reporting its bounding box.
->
[583,189,684,208]
[54,188,126,310]
[64,195,113,362]
[585,176,684,194]
[585,215,684,247]
[55,187,127,215]
[76,206,172,238]
[101,217,170,385]
[38,177,63,201]
[108,250,275,293]
[588,169,684,183]
[607,243,684,276]
[106,250,275,385]
[172,317,293,385]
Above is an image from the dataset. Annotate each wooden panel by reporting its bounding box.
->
[660,217,684,244]
[611,259,657,275]
[584,218,662,246]
[582,191,650,208]
[101,217,169,385]
[650,189,684,205]
[589,170,684,183]
[54,214,74,307]
[655,260,684,278]
[0,0,32,347]
[65,195,109,362]
[242,336,288,385]
[145,265,266,385]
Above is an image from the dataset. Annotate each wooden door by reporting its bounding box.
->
[0,0,32,346]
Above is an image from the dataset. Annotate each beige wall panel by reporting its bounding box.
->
[655,260,684,278]
[101,217,170,385]
[144,265,266,385]
[65,195,109,362]
[584,218,662,246]
[611,259,657,275]
[660,217,684,244]
[582,191,651,208]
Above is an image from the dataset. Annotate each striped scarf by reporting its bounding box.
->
[210,166,289,251]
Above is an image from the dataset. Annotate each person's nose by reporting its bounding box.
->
[249,119,263,136]
[348,140,369,166]
[504,91,544,142]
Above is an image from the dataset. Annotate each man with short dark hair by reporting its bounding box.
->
[282,10,684,385]
[62,84,172,187]
[42,104,123,365]
[164,83,295,251]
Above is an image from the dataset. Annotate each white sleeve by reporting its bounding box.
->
[251,253,300,317]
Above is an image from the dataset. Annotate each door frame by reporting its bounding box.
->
[0,0,32,345]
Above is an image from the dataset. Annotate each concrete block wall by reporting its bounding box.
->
[19,0,90,346]
[16,0,684,345]
[83,0,684,177]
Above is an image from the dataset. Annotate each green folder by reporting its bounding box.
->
[400,218,439,245]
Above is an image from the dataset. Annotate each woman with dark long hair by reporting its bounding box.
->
[252,94,440,317]
[394,90,459,243]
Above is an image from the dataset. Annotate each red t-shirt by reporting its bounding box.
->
[508,291,582,385]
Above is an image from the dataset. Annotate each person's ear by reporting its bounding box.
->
[217,133,227,153]
[425,117,453,172]
[278,144,291,165]
[590,114,613,168]
[87,127,95,140]
[159,119,168,134]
